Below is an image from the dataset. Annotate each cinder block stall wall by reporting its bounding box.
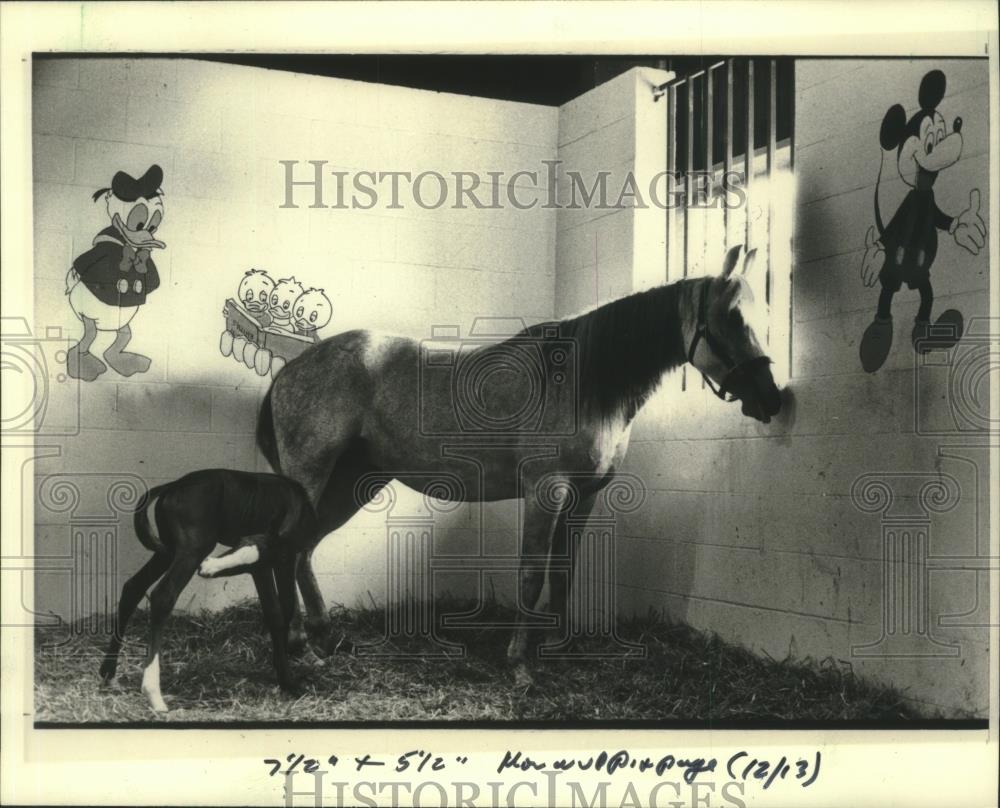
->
[608,59,989,717]
[32,57,557,618]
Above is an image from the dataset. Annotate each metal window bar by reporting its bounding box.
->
[683,75,694,391]
[660,57,788,391]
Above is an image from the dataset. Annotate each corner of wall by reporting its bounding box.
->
[554,67,672,319]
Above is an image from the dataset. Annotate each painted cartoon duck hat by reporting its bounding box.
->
[92,164,163,202]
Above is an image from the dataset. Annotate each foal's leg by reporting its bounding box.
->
[100,552,171,682]
[252,565,298,694]
[507,489,563,685]
[198,538,263,578]
[141,546,203,713]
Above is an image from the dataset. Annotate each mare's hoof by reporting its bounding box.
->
[299,647,327,668]
[280,680,305,698]
[512,663,536,690]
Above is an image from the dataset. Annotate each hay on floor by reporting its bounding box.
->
[34,598,927,723]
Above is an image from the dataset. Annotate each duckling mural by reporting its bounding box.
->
[220,271,332,378]
[66,165,166,381]
[266,277,306,334]
[238,268,275,325]
[292,287,333,340]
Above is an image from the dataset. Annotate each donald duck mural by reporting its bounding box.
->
[66,165,166,381]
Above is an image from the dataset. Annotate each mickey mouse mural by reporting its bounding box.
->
[859,70,987,373]
[65,165,166,381]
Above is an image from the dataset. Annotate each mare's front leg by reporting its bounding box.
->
[546,492,596,650]
[507,488,562,686]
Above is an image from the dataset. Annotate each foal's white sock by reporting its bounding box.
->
[141,653,168,713]
[198,544,260,577]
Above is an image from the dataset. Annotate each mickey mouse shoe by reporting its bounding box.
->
[860,316,894,373]
[912,309,963,354]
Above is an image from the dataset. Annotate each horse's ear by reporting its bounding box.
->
[722,244,743,278]
[741,248,758,277]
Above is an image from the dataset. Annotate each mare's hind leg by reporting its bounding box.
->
[141,540,205,713]
[507,487,563,686]
[100,552,171,682]
[287,443,385,655]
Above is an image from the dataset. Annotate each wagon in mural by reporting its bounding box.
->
[219,298,316,378]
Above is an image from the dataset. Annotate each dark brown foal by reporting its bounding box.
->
[99,469,316,712]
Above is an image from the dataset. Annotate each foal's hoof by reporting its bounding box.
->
[197,559,222,578]
[287,631,308,657]
[98,658,117,682]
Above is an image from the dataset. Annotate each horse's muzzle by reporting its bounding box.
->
[731,361,782,423]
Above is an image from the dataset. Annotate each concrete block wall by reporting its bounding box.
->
[554,67,671,317]
[32,57,558,618]
[613,59,990,716]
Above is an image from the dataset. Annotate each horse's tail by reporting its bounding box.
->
[134,483,169,555]
[256,387,281,473]
[873,150,886,239]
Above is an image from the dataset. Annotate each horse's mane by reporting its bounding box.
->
[528,278,700,424]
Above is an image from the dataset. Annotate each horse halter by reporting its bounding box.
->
[686,280,772,402]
